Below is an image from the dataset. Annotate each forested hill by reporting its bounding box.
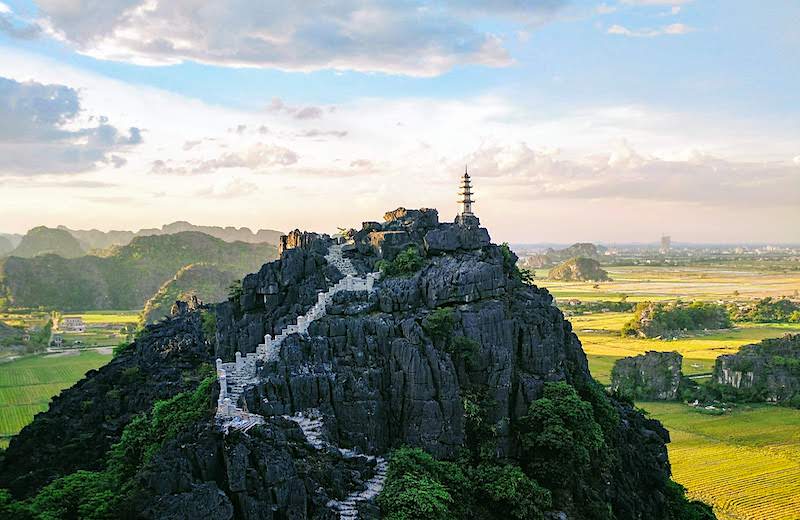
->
[0,232,277,311]
[8,226,86,259]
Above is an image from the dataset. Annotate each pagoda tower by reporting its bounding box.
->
[458,167,475,217]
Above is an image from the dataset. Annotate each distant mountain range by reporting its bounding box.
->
[0,232,278,311]
[0,222,283,260]
[57,221,283,251]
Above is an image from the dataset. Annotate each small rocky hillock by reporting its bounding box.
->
[611,351,684,400]
[714,334,800,405]
[521,242,604,269]
[622,301,731,339]
[0,207,712,520]
[548,256,610,282]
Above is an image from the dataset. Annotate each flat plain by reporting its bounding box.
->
[641,402,800,520]
[538,262,800,520]
[0,349,112,448]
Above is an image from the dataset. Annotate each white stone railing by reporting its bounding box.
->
[215,243,380,430]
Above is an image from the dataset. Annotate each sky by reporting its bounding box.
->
[0,0,798,244]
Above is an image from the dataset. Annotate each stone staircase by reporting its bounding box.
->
[215,242,379,426]
[286,408,389,519]
[214,242,387,517]
[329,456,389,520]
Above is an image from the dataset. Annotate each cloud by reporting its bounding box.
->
[151,142,299,175]
[459,141,800,207]
[0,3,41,39]
[0,76,141,175]
[195,177,258,199]
[267,98,325,120]
[299,129,348,139]
[608,23,693,37]
[620,0,693,5]
[30,0,566,76]
[596,3,618,14]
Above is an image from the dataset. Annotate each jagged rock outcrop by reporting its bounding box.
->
[611,351,684,400]
[714,334,800,404]
[1,207,686,519]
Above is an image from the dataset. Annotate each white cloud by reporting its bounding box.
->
[0,76,141,175]
[30,0,565,76]
[596,3,618,14]
[621,0,693,5]
[456,141,800,207]
[0,3,10,14]
[0,48,797,242]
[608,22,693,37]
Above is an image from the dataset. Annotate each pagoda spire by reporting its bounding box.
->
[458,167,474,217]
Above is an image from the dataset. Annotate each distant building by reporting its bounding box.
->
[58,316,85,332]
[660,235,671,254]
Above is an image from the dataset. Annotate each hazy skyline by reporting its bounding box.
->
[0,0,798,243]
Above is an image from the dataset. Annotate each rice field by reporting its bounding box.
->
[0,350,112,447]
[542,265,800,303]
[642,402,800,520]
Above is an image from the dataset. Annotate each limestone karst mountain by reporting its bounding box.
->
[57,221,284,251]
[9,226,86,259]
[0,232,276,310]
[0,205,713,519]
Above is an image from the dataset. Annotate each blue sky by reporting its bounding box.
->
[0,0,798,242]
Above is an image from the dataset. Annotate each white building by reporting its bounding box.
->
[59,316,85,332]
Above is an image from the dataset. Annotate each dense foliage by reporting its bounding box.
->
[0,372,215,519]
[728,297,800,323]
[560,299,636,315]
[622,301,731,338]
[376,246,425,277]
[0,232,276,311]
[500,243,534,284]
[378,447,551,520]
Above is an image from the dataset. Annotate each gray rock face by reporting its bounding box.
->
[611,351,683,400]
[1,207,681,520]
[714,334,800,403]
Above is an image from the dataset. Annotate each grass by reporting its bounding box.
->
[641,402,800,520]
[542,265,800,303]
[569,312,800,384]
[0,350,112,447]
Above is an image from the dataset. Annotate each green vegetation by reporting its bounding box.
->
[0,373,215,518]
[622,301,731,338]
[422,308,478,367]
[500,243,533,283]
[9,227,85,259]
[642,402,800,520]
[0,351,112,448]
[0,232,277,311]
[201,310,217,343]
[548,256,610,282]
[518,382,608,489]
[728,297,800,323]
[376,246,425,277]
[140,263,234,323]
[378,447,551,520]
